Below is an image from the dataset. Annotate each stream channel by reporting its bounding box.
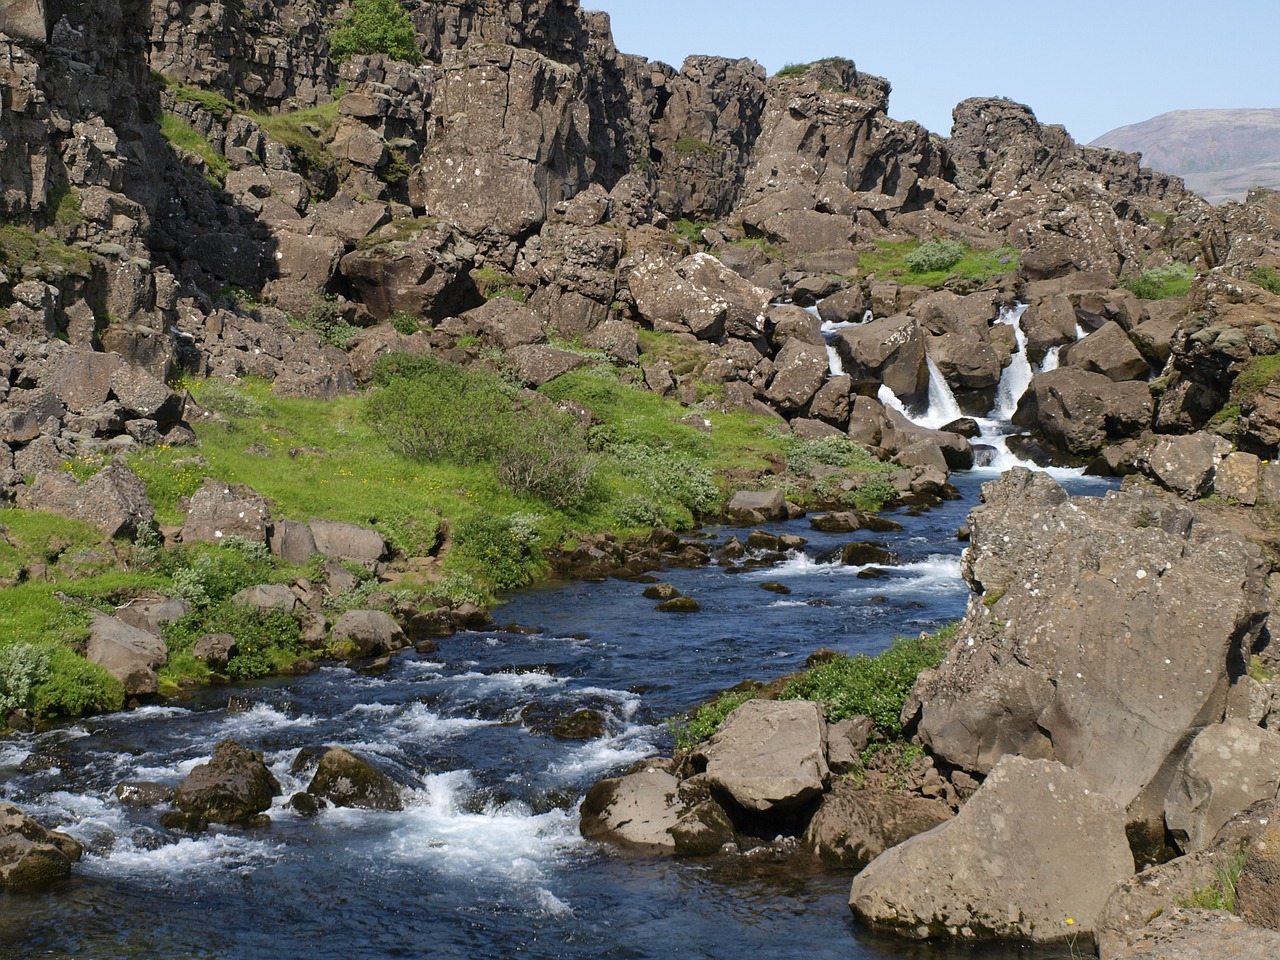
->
[3,310,1113,960]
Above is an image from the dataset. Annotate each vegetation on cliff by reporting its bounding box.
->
[329,0,421,64]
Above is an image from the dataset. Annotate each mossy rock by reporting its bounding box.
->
[656,597,702,613]
[306,746,404,811]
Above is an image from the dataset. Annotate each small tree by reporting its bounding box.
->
[330,0,422,64]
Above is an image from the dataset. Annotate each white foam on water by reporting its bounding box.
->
[448,670,567,697]
[744,552,840,578]
[992,302,1033,420]
[384,701,493,741]
[877,382,908,416]
[219,702,318,737]
[1040,345,1062,372]
[84,832,286,878]
[1075,322,1088,341]
[344,702,400,717]
[546,727,661,780]
[374,771,582,876]
[0,743,31,767]
[839,556,965,596]
[120,754,205,782]
[917,356,963,429]
[533,887,576,919]
[766,600,812,608]
[114,705,191,722]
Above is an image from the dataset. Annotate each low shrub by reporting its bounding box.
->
[669,688,758,751]
[31,645,124,717]
[162,536,279,610]
[1124,263,1194,300]
[779,628,954,730]
[904,239,965,273]
[0,642,50,715]
[495,407,596,508]
[1250,265,1280,296]
[159,114,231,188]
[453,513,544,591]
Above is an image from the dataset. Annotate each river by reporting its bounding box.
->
[2,310,1108,959]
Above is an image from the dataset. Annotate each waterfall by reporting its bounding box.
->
[991,303,1033,421]
[877,383,908,417]
[918,357,963,429]
[1040,345,1061,372]
[1075,322,1088,341]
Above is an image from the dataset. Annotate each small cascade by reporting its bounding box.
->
[1040,345,1061,373]
[825,345,844,377]
[918,357,963,429]
[991,303,1033,421]
[1075,322,1088,341]
[876,382,909,417]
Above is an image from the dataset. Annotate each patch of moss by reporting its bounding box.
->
[671,136,721,157]
[0,223,95,280]
[159,114,231,188]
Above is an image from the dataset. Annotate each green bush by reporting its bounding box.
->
[31,646,124,717]
[775,63,811,78]
[163,603,302,681]
[388,310,421,334]
[844,474,899,512]
[672,136,719,157]
[0,642,51,715]
[1124,263,1194,300]
[673,218,713,244]
[163,536,279,610]
[453,513,544,590]
[495,407,596,509]
[608,443,721,520]
[1250,266,1280,296]
[297,294,360,349]
[904,239,965,274]
[329,0,421,63]
[778,629,953,730]
[785,435,885,474]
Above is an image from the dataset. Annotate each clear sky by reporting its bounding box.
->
[591,0,1278,144]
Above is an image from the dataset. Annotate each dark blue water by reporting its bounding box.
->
[0,469,1111,960]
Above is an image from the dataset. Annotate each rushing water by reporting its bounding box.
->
[2,304,1110,960]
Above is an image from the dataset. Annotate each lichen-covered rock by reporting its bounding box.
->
[849,756,1133,943]
[579,764,683,853]
[181,479,270,545]
[0,802,82,890]
[19,461,155,538]
[803,779,951,869]
[305,746,403,812]
[1165,720,1280,853]
[308,519,389,565]
[1013,366,1153,456]
[172,740,281,827]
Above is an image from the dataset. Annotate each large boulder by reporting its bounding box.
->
[1065,320,1150,382]
[628,251,771,342]
[1012,366,1153,455]
[831,314,928,406]
[579,764,683,853]
[1238,821,1280,932]
[0,802,82,890]
[307,519,389,565]
[172,739,281,827]
[1108,910,1280,959]
[849,756,1133,943]
[181,479,270,545]
[328,609,408,659]
[19,461,155,538]
[914,470,1269,833]
[764,338,829,412]
[85,613,168,696]
[1164,720,1280,853]
[695,699,829,814]
[1143,433,1232,500]
[305,746,404,811]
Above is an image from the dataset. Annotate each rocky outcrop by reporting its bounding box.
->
[912,469,1269,836]
[849,756,1133,943]
[0,801,83,889]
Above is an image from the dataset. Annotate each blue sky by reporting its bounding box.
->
[592,1,1278,144]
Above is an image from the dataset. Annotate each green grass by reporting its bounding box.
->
[673,218,713,244]
[249,100,340,175]
[1230,353,1280,401]
[776,63,811,78]
[1250,266,1280,296]
[858,239,1017,289]
[672,136,720,157]
[1178,849,1246,912]
[152,72,234,118]
[0,222,95,280]
[160,114,231,188]
[1123,263,1194,300]
[472,266,526,302]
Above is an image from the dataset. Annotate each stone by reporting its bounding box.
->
[108,363,184,426]
[1013,367,1153,456]
[329,609,408,659]
[181,479,270,545]
[849,756,1133,943]
[85,613,168,696]
[0,802,81,890]
[308,519,389,565]
[1066,321,1151,381]
[655,597,701,613]
[115,782,173,806]
[268,519,318,565]
[1144,433,1233,501]
[725,488,787,522]
[579,764,683,853]
[808,512,864,534]
[1214,451,1262,505]
[193,633,236,671]
[1237,822,1280,931]
[172,740,281,827]
[0,1,48,45]
[1165,720,1280,853]
[19,462,155,538]
[1108,910,1280,959]
[229,584,299,616]
[764,339,830,412]
[506,344,591,387]
[115,598,190,636]
[803,779,951,868]
[696,699,829,814]
[831,314,927,406]
[669,799,736,856]
[306,746,403,811]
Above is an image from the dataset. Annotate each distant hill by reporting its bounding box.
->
[1090,108,1280,204]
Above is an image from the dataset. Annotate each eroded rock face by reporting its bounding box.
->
[1012,366,1152,456]
[849,756,1133,943]
[914,469,1268,829]
[172,739,281,827]
[0,802,82,890]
